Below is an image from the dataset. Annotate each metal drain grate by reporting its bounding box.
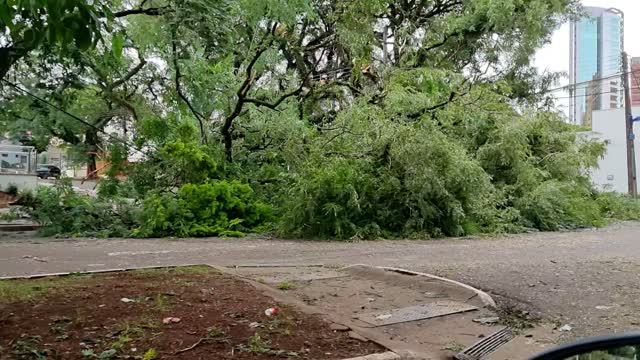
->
[454,327,515,360]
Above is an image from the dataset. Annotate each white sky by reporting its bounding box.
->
[533,0,640,113]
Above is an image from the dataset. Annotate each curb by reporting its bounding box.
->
[0,263,209,280]
[342,264,497,309]
[342,352,401,360]
[0,224,40,231]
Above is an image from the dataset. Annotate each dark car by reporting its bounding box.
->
[36,165,62,179]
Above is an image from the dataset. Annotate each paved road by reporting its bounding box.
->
[2,222,640,339]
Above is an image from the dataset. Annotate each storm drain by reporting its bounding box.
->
[454,327,515,360]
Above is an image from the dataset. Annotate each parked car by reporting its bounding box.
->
[36,165,62,179]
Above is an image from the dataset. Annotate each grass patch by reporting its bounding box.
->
[442,341,465,352]
[114,318,158,338]
[11,335,52,358]
[207,326,226,339]
[131,265,217,277]
[0,274,92,303]
[276,282,296,290]
[142,348,159,360]
[153,294,172,312]
[241,333,271,354]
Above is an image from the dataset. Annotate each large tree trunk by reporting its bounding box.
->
[222,127,233,162]
[0,47,24,80]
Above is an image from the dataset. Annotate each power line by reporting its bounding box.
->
[0,78,155,158]
[544,68,640,94]
[552,89,622,100]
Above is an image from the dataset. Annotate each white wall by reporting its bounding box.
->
[590,107,640,193]
[0,174,38,192]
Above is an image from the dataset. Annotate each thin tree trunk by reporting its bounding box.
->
[85,130,99,180]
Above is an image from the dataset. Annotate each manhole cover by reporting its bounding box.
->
[355,301,478,326]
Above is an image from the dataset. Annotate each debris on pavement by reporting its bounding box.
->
[162,317,181,324]
[249,322,261,328]
[473,316,500,325]
[264,306,279,316]
[120,297,136,303]
[558,324,572,332]
[22,255,47,262]
[595,305,614,310]
[329,323,350,331]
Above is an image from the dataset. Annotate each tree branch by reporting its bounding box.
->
[107,59,147,93]
[244,87,303,110]
[171,27,207,144]
[114,6,171,18]
[221,37,273,161]
[406,90,460,119]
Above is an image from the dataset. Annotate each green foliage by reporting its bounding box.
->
[243,333,270,354]
[134,180,271,238]
[142,348,159,360]
[514,181,604,231]
[279,139,495,239]
[596,192,640,221]
[27,181,139,237]
[130,121,225,195]
[274,67,636,239]
[81,348,117,359]
[11,335,50,359]
[4,0,639,241]
[4,184,18,196]
[276,282,295,290]
[0,0,106,79]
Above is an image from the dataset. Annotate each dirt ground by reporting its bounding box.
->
[0,266,382,359]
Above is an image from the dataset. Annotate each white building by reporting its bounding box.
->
[590,107,640,193]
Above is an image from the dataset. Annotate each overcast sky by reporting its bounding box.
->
[533,0,640,113]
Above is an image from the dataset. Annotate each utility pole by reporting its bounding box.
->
[622,52,638,197]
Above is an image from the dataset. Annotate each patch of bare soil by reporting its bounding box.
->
[0,266,382,359]
[0,192,17,208]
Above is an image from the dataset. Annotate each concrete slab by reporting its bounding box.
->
[231,266,349,284]
[356,302,478,327]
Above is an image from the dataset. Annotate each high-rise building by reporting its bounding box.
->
[631,57,640,107]
[569,7,623,125]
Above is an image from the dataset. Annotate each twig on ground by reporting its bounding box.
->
[174,338,205,354]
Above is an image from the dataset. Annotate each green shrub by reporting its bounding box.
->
[5,184,18,196]
[596,192,640,221]
[26,181,139,237]
[134,180,271,238]
[514,181,605,231]
[130,122,226,196]
[278,124,497,239]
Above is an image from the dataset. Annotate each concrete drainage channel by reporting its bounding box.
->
[2,263,561,359]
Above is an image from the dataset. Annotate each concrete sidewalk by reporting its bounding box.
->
[225,264,559,359]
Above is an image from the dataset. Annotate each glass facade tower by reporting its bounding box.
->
[569,7,623,126]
